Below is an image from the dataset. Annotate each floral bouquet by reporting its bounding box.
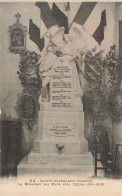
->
[17,50,41,88]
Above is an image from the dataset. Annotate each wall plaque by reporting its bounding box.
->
[47,124,75,137]
[9,12,27,53]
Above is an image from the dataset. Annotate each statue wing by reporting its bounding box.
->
[50,27,65,46]
[70,27,87,89]
[71,27,87,53]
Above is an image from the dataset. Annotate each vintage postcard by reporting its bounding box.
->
[0,0,122,195]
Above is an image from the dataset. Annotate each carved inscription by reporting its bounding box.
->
[48,124,75,137]
[51,62,73,108]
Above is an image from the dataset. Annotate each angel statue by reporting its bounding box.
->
[39,27,87,102]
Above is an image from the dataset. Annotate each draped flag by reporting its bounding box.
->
[72,3,107,45]
[35,2,56,29]
[29,2,107,51]
[93,10,107,44]
[29,19,44,51]
[35,2,70,35]
[73,2,97,26]
[29,2,70,51]
[52,3,69,34]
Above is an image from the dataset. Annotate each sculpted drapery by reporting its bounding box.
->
[39,27,87,102]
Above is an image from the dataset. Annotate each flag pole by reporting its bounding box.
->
[64,2,70,34]
[40,9,42,38]
[67,3,70,31]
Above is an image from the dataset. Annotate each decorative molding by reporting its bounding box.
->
[9,12,27,54]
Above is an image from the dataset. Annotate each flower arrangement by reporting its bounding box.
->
[82,87,108,124]
[104,46,121,120]
[17,50,41,88]
[83,45,121,121]
[105,45,120,85]
[16,50,41,131]
[83,45,121,154]
[107,87,122,120]
[56,144,64,154]
[84,47,105,84]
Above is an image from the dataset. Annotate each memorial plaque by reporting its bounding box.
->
[47,124,75,137]
[51,61,73,109]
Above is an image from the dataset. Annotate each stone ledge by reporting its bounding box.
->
[17,158,94,177]
[27,152,93,166]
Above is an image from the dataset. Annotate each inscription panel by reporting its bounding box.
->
[51,62,73,109]
[47,124,75,137]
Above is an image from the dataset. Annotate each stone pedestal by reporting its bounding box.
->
[18,107,94,176]
[33,110,88,154]
[18,58,94,177]
[18,152,94,177]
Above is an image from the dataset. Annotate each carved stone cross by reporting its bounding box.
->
[15,12,21,23]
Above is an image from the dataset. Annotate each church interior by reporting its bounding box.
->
[0,2,122,179]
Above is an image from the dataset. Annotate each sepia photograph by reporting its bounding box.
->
[0,1,122,195]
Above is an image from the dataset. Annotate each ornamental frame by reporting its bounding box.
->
[9,12,27,54]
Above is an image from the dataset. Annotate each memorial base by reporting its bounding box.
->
[17,152,94,177]
[33,110,88,153]
[17,110,94,177]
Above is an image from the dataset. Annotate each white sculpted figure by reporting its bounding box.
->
[39,27,87,102]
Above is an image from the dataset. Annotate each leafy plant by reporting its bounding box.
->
[104,45,120,88]
[83,45,121,122]
[83,45,121,152]
[84,47,105,85]
[16,50,41,131]
[82,87,108,125]
[17,50,41,88]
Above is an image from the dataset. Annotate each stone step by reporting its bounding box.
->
[17,157,94,177]
[28,152,93,166]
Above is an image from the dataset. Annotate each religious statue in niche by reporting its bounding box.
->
[39,27,87,102]
[9,12,27,53]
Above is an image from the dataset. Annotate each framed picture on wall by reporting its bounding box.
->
[9,12,27,53]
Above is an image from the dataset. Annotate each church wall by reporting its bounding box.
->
[0,2,41,119]
[0,2,42,156]
[114,2,122,172]
[100,2,116,53]
[115,2,122,52]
